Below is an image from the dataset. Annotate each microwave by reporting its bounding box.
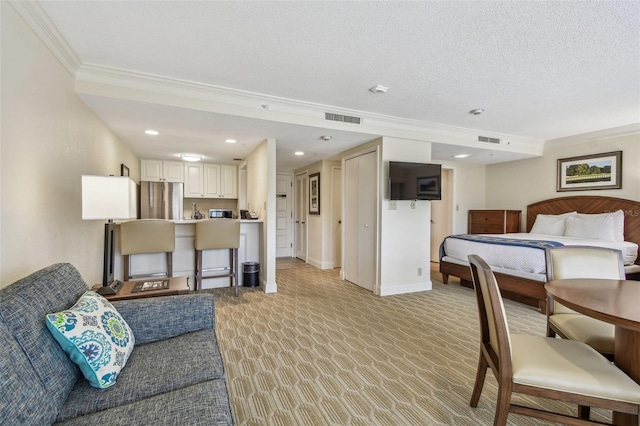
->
[208,209,233,219]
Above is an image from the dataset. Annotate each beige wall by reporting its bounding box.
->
[436,160,487,234]
[486,134,640,229]
[1,4,139,287]
[293,158,340,270]
[244,138,277,292]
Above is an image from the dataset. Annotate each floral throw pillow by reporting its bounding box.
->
[45,291,135,389]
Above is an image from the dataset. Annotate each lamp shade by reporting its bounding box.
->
[82,175,137,220]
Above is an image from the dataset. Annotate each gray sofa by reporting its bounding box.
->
[0,263,234,425]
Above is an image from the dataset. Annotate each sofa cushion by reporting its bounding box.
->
[112,293,215,346]
[46,291,135,389]
[0,320,58,426]
[57,329,226,421]
[0,263,89,407]
[54,379,234,426]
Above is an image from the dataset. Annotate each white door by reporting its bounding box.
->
[344,151,377,291]
[276,173,294,257]
[331,166,342,268]
[430,168,453,262]
[295,173,307,261]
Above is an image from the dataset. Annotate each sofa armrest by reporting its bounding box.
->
[112,293,214,346]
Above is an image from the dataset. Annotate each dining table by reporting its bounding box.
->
[545,278,640,426]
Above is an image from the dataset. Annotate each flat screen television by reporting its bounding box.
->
[388,161,442,200]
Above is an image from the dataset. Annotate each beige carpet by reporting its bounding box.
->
[210,262,609,425]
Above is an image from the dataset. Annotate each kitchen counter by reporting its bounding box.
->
[113,220,263,290]
[174,219,263,224]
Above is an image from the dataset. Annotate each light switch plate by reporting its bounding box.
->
[389,200,397,210]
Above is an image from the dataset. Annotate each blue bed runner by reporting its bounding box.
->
[440,234,564,259]
[446,234,564,249]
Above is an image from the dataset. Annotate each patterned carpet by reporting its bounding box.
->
[210,261,609,425]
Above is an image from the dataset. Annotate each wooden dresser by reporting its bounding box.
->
[468,210,521,234]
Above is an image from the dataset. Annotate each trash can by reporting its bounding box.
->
[242,262,260,287]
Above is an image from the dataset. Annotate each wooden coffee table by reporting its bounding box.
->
[96,276,190,301]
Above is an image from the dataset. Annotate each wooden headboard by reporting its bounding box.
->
[526,196,640,265]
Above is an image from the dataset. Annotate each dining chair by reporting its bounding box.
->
[120,219,175,281]
[194,219,240,296]
[545,245,624,358]
[467,254,640,426]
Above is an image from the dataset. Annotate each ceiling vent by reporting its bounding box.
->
[325,112,362,125]
[478,135,501,144]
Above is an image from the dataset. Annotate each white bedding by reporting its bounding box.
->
[442,233,639,277]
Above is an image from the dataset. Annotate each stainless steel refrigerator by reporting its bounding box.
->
[140,182,184,220]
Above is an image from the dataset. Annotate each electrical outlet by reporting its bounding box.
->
[418,267,422,276]
[456,204,460,211]
[389,201,397,210]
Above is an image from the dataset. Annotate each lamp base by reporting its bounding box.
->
[95,280,123,296]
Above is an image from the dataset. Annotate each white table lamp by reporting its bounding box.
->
[82,175,137,295]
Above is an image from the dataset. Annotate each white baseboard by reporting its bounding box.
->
[378,280,432,296]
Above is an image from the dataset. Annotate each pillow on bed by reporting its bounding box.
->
[576,210,624,241]
[530,212,576,236]
[565,214,616,241]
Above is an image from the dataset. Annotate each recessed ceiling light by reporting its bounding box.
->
[180,154,202,162]
[454,154,472,158]
[294,151,304,156]
[145,129,159,135]
[469,108,484,115]
[369,84,389,93]
[225,139,237,144]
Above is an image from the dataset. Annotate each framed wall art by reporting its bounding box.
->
[557,151,622,192]
[309,172,320,214]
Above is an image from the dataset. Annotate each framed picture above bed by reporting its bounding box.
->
[557,151,622,192]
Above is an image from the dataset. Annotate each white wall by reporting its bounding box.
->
[486,134,640,227]
[1,3,139,287]
[380,137,433,296]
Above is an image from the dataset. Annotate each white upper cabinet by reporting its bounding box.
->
[185,163,237,199]
[203,164,221,198]
[140,159,184,182]
[184,163,205,198]
[163,161,185,182]
[219,165,238,198]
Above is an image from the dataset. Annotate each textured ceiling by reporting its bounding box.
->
[35,1,640,170]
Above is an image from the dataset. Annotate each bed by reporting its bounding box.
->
[439,196,640,313]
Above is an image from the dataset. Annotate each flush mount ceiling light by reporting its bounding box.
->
[294,151,304,156]
[144,129,159,135]
[225,139,237,144]
[369,84,389,94]
[320,135,332,141]
[180,154,202,162]
[454,154,472,158]
[469,108,485,115]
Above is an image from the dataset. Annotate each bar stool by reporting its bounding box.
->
[195,219,240,296]
[120,219,175,281]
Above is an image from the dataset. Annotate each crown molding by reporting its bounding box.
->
[9,0,81,77]
[546,123,640,146]
[75,64,545,156]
